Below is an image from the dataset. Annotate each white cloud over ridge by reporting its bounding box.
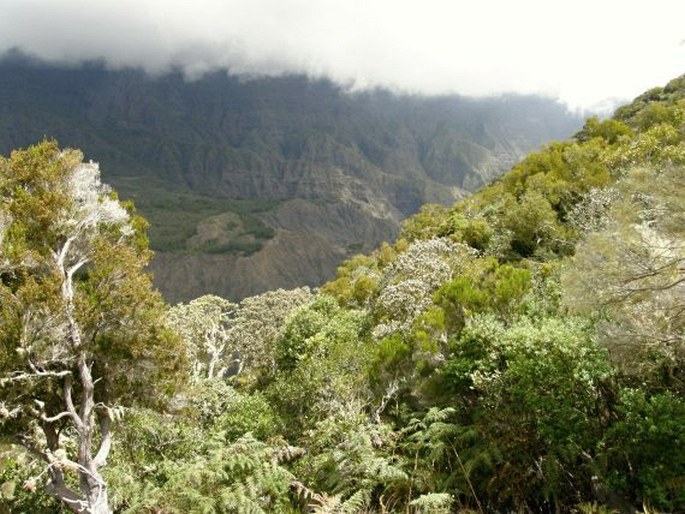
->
[0,0,683,110]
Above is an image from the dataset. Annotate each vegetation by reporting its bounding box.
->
[0,56,582,301]
[0,142,187,512]
[115,180,279,255]
[1,76,684,512]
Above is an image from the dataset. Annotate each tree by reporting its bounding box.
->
[563,165,684,385]
[400,204,450,242]
[167,295,237,381]
[166,288,313,386]
[230,287,313,386]
[372,238,473,340]
[437,315,612,510]
[268,296,372,435]
[602,389,685,511]
[0,141,186,513]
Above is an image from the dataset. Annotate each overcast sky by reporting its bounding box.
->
[1,0,683,111]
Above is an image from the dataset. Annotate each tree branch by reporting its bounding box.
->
[25,460,90,513]
[67,258,89,280]
[619,256,684,285]
[1,366,71,386]
[45,476,89,513]
[54,235,77,271]
[92,409,112,470]
[28,358,71,377]
[607,276,685,304]
[63,374,84,431]
[373,380,401,424]
[41,410,80,424]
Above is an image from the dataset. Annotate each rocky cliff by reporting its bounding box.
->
[0,55,583,301]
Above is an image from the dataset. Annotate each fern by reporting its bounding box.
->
[409,492,453,513]
[307,489,370,514]
[292,403,408,512]
[130,433,297,513]
[574,502,619,514]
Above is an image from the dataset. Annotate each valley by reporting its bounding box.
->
[0,55,583,301]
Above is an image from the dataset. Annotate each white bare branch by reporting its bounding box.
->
[41,410,80,424]
[1,366,71,386]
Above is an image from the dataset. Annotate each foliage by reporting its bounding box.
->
[408,493,453,514]
[4,75,685,513]
[167,295,237,381]
[230,287,313,387]
[217,390,284,442]
[602,389,685,511]
[322,249,390,309]
[268,296,372,434]
[0,443,65,512]
[106,381,289,512]
[152,433,297,513]
[0,141,186,512]
[110,430,297,513]
[398,407,465,510]
[434,258,532,331]
[371,238,474,339]
[400,204,450,242]
[293,403,405,511]
[437,315,613,511]
[563,165,684,387]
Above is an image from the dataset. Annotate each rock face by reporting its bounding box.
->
[0,55,583,302]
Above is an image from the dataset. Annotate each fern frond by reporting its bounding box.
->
[409,492,453,513]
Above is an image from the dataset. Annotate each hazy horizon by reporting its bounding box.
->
[1,0,683,112]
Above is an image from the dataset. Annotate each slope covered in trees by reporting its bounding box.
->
[0,53,582,301]
[1,77,683,512]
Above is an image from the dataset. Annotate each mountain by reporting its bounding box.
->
[0,54,583,301]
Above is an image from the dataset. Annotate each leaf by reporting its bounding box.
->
[409,492,453,513]
[1,480,16,500]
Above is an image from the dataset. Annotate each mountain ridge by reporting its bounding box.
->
[0,55,583,301]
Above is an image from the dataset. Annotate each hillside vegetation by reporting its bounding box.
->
[1,77,683,512]
[0,54,581,301]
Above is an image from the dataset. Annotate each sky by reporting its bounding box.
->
[0,0,683,112]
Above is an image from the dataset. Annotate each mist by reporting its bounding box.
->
[1,0,683,110]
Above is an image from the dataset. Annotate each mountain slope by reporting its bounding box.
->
[0,55,582,301]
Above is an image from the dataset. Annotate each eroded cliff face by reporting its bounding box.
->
[150,230,345,303]
[150,177,404,303]
[0,57,583,301]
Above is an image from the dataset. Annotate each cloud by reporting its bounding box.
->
[1,0,684,110]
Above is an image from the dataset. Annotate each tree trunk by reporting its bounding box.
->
[52,290,113,513]
[76,353,113,514]
[43,354,113,513]
[59,248,113,514]
[84,481,111,514]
